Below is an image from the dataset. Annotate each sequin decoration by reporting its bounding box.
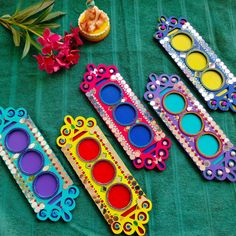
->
[144,74,236,182]
[57,116,152,235]
[154,16,236,112]
[80,64,171,171]
[0,107,79,221]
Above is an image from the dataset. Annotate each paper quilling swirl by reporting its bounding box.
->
[144,74,236,182]
[80,64,171,171]
[154,16,236,112]
[57,116,152,235]
[0,107,79,221]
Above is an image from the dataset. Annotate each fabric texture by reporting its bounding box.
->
[0,0,235,235]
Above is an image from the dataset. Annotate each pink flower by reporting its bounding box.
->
[34,54,60,74]
[37,28,62,54]
[35,26,83,74]
[64,26,83,49]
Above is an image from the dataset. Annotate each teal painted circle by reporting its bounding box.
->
[180,113,203,135]
[100,83,123,105]
[129,124,153,148]
[196,134,220,158]
[163,92,186,114]
[113,103,137,126]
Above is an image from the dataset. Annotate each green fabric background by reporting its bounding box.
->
[0,0,236,235]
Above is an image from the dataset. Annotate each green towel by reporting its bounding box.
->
[0,0,235,235]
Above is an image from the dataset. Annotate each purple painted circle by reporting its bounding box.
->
[5,128,30,153]
[33,172,59,199]
[19,150,44,175]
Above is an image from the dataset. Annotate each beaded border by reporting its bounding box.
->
[144,74,236,181]
[0,107,79,221]
[154,16,236,112]
[80,64,171,171]
[57,116,152,235]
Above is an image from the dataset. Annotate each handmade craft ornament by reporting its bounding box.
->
[80,64,171,171]
[78,0,110,42]
[57,116,152,235]
[154,16,236,112]
[144,74,236,181]
[0,107,79,221]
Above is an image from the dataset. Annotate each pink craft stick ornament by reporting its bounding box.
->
[80,64,171,171]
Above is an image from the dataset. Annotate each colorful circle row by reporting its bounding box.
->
[99,82,154,148]
[5,128,59,199]
[76,137,133,210]
[170,32,225,92]
[162,90,222,159]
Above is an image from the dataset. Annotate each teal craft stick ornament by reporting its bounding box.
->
[0,107,79,222]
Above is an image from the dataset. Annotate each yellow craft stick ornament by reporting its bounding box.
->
[57,116,152,235]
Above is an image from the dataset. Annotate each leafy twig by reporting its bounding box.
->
[0,0,65,58]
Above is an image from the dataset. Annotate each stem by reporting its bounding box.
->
[0,17,42,37]
[30,38,42,51]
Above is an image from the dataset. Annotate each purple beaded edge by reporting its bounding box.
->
[144,73,236,182]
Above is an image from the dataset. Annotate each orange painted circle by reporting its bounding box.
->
[92,160,116,185]
[107,184,132,210]
[77,138,100,161]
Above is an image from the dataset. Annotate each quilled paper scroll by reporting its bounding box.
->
[80,64,171,171]
[0,107,79,221]
[154,16,236,112]
[144,74,236,182]
[57,116,152,235]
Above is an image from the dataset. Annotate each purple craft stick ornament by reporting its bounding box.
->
[0,107,79,221]
[144,74,236,182]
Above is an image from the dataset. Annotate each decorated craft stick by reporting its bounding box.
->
[144,74,236,182]
[57,116,152,235]
[80,64,171,171]
[0,107,79,221]
[154,16,236,112]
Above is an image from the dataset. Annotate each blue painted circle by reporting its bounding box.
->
[197,134,220,158]
[163,92,186,114]
[113,103,137,126]
[129,124,153,148]
[180,113,203,135]
[100,83,123,105]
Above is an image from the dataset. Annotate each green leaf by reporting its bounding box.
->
[11,26,21,46]
[31,5,53,24]
[22,31,31,59]
[32,22,60,32]
[1,14,11,19]
[41,11,65,22]
[13,0,55,23]
[23,10,65,26]
[38,22,60,28]
[30,22,60,35]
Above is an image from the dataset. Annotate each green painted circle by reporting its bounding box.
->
[196,134,220,158]
[163,92,186,114]
[180,113,203,135]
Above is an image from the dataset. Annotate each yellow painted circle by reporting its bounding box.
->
[186,51,208,71]
[171,33,193,52]
[201,69,224,91]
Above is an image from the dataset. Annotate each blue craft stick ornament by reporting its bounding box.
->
[0,107,79,222]
[154,16,236,112]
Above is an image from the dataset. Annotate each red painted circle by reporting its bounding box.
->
[107,184,131,210]
[92,160,116,185]
[77,138,100,161]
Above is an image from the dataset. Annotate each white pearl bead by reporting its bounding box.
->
[207,170,212,176]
